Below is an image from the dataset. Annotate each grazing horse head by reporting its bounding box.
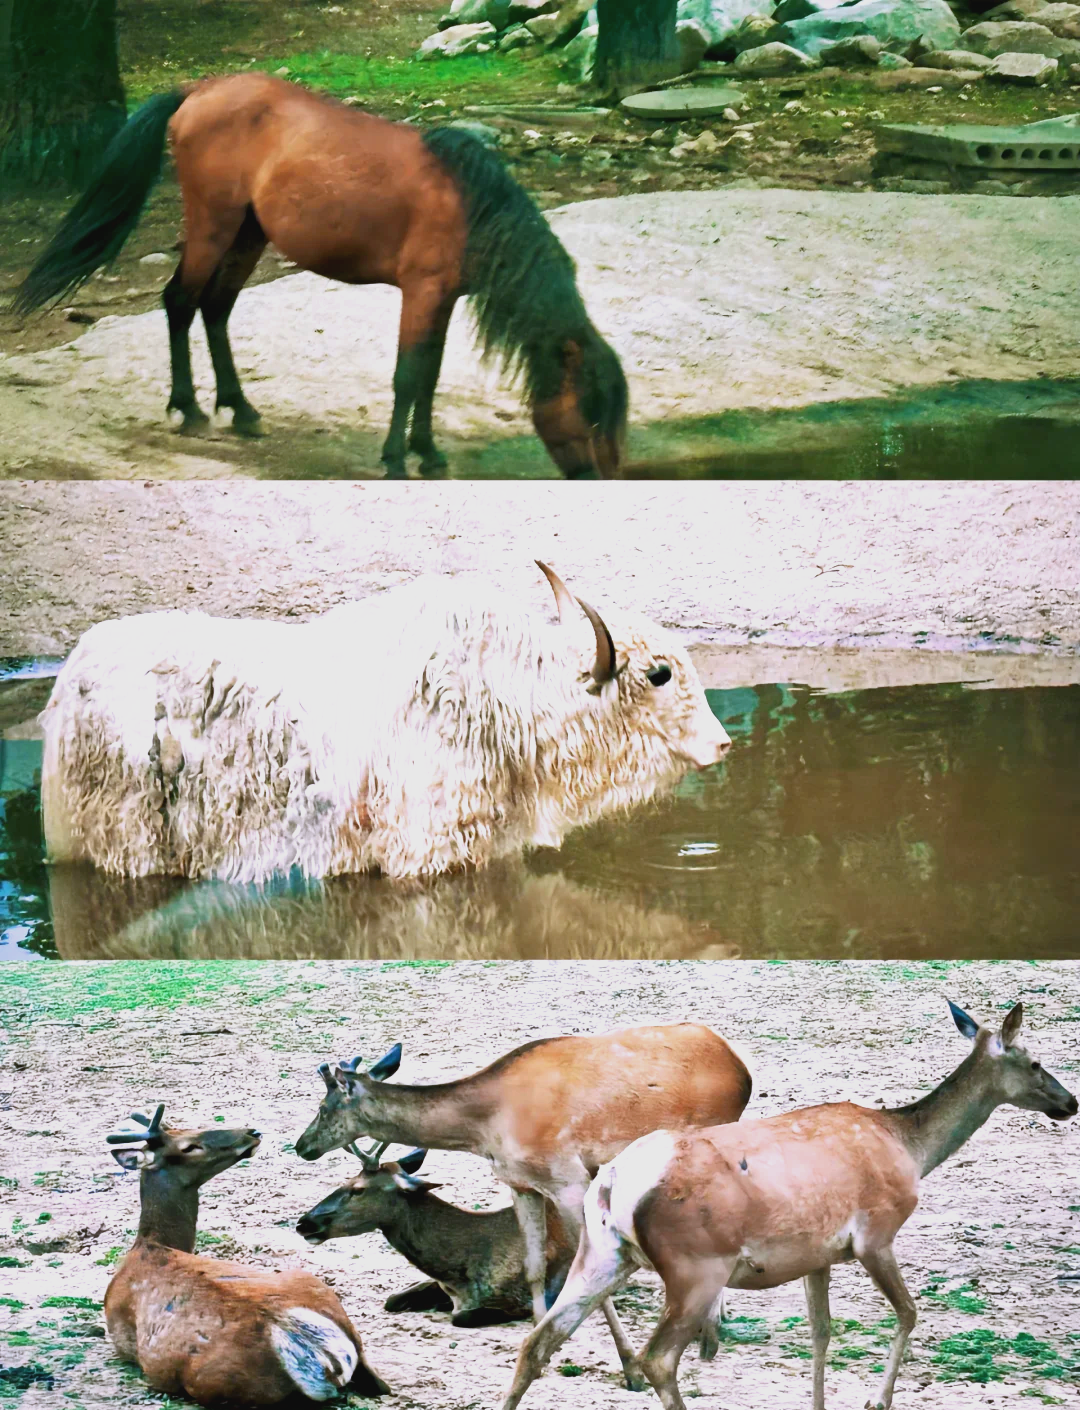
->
[531,329,629,480]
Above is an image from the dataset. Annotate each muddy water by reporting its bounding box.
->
[3,663,1076,962]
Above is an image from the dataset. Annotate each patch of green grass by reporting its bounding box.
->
[0,1256,27,1269]
[720,1315,770,1344]
[94,1246,124,1267]
[0,961,296,1018]
[0,1175,17,1191]
[931,1328,1076,1385]
[557,1363,584,1377]
[0,1298,25,1310]
[40,1297,100,1311]
[920,1277,986,1314]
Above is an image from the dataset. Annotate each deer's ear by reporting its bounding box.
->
[396,1147,427,1175]
[948,999,980,1041]
[999,1003,1024,1048]
[111,1148,153,1172]
[391,1172,441,1195]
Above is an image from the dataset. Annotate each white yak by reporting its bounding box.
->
[40,563,731,882]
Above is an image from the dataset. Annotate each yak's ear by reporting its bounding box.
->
[947,999,980,1041]
[368,1044,402,1081]
[999,1003,1024,1048]
[396,1147,427,1175]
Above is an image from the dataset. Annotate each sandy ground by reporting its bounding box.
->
[0,960,1077,1410]
[1,481,1078,667]
[1,190,1078,478]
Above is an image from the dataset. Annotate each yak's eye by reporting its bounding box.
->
[647,664,672,687]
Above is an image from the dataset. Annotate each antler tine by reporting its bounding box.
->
[350,1139,390,1170]
[105,1104,165,1146]
[319,1062,336,1093]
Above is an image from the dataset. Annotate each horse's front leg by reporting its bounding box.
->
[382,279,455,479]
[407,296,456,477]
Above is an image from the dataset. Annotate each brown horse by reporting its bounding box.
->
[12,74,628,479]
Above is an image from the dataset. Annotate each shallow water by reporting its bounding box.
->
[3,667,1076,962]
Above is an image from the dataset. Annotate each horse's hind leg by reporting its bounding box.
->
[407,295,456,477]
[199,207,267,436]
[163,200,248,432]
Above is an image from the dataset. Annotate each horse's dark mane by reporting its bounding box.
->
[421,126,627,438]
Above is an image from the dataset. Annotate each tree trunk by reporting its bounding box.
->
[0,0,126,187]
[594,0,679,92]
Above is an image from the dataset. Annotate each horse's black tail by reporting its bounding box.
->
[10,90,188,316]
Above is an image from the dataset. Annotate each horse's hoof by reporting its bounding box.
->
[225,404,263,438]
[381,461,408,480]
[419,455,449,479]
[168,403,210,435]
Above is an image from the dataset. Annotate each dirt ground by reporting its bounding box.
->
[1,189,1078,478]
[0,480,1078,662]
[0,960,1077,1410]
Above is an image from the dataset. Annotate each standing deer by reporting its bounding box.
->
[501,1000,1078,1410]
[104,1105,390,1406]
[295,1023,753,1390]
[296,1145,577,1325]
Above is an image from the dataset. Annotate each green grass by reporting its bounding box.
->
[40,1297,100,1311]
[126,47,564,110]
[931,1328,1078,1384]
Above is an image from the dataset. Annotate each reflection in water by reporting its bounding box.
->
[3,682,1078,960]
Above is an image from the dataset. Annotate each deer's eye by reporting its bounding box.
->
[647,664,672,687]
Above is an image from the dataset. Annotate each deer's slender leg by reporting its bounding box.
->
[805,1267,832,1410]
[859,1246,916,1410]
[501,1216,635,1410]
[557,1187,645,1392]
[639,1271,729,1410]
[698,1287,726,1361]
[511,1189,550,1324]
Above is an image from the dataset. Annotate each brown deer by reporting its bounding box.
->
[295,1023,753,1390]
[104,1105,390,1406]
[296,1144,577,1326]
[501,1000,1078,1410]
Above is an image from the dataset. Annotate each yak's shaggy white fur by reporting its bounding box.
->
[40,573,730,882]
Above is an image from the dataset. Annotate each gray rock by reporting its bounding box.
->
[677,17,714,68]
[917,46,995,66]
[508,0,559,19]
[498,21,536,47]
[526,11,562,37]
[772,0,841,23]
[878,48,914,64]
[139,252,171,265]
[439,0,511,28]
[779,0,960,58]
[984,0,1080,27]
[819,33,884,63]
[419,20,498,56]
[548,0,593,44]
[987,48,1061,76]
[730,12,784,49]
[557,21,599,78]
[677,0,778,50]
[961,19,1080,55]
[734,37,822,68]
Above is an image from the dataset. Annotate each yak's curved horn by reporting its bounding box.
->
[535,560,575,623]
[576,597,617,687]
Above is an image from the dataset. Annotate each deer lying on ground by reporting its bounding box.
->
[297,1144,577,1325]
[501,1000,1078,1410]
[104,1105,390,1406]
[295,1023,753,1389]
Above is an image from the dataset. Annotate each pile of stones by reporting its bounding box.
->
[419,0,1080,87]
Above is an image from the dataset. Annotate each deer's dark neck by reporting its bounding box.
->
[377,1195,483,1284]
[135,1170,201,1252]
[884,1048,1000,1177]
